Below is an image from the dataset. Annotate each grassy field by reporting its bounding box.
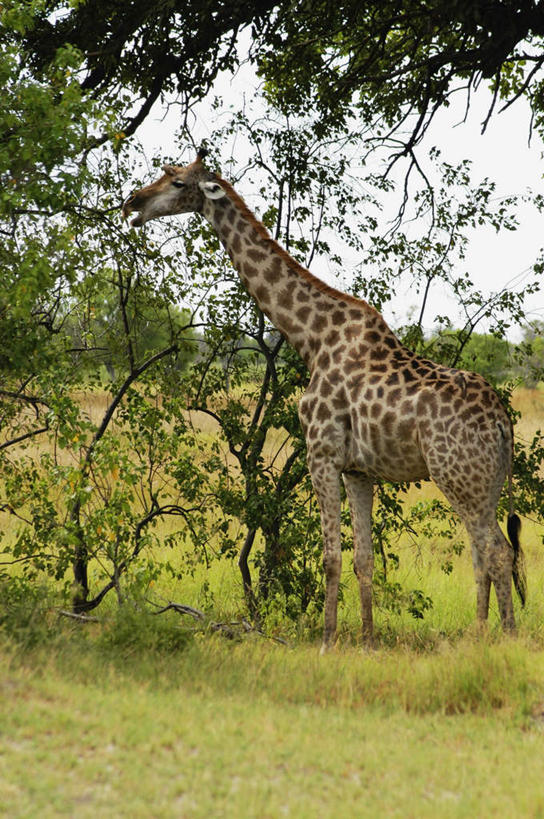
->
[2,624,544,818]
[1,385,544,817]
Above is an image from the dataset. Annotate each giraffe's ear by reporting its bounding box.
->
[198,180,226,200]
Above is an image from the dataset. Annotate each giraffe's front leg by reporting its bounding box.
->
[308,456,342,653]
[343,472,375,647]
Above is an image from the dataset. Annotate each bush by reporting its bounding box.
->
[95,602,195,657]
[0,577,58,649]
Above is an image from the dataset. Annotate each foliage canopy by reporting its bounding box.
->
[13,0,544,152]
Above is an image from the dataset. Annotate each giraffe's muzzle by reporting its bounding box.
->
[122,193,145,226]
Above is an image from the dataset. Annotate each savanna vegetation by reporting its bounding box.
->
[2,1,544,814]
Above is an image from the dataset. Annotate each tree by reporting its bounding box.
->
[0,17,205,608]
[258,1,544,147]
[514,320,544,386]
[1,1,543,627]
[0,140,205,609]
[13,0,278,144]
[457,333,513,384]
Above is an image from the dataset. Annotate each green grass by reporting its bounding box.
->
[2,622,544,818]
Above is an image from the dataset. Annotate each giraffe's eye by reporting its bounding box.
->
[172,180,185,189]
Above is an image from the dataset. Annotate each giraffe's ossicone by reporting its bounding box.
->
[123,150,526,652]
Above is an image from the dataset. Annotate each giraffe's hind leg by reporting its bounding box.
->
[343,472,375,646]
[470,538,492,624]
[465,517,515,632]
[430,470,515,632]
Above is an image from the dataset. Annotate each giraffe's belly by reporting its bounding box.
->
[345,426,430,483]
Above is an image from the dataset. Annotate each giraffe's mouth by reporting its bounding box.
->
[122,195,145,227]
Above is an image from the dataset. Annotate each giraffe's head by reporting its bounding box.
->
[122,150,225,227]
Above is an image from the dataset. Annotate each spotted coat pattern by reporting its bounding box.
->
[123,154,524,651]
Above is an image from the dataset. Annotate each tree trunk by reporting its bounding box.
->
[238,528,259,619]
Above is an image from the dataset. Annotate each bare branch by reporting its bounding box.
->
[0,424,49,452]
[58,610,101,623]
[149,601,206,620]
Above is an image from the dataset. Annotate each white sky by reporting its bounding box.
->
[137,43,544,341]
[394,92,544,338]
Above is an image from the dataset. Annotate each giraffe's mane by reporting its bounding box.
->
[216,174,380,316]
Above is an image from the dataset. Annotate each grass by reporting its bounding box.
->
[2,620,544,818]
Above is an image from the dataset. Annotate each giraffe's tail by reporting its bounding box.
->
[508,513,526,607]
[503,422,526,607]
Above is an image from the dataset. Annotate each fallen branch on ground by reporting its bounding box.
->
[58,609,101,623]
[150,601,206,620]
[147,597,288,645]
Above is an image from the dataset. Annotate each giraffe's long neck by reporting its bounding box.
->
[202,178,381,371]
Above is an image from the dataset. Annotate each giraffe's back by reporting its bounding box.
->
[300,344,511,486]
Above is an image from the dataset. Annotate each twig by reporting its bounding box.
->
[58,609,101,623]
[149,597,288,645]
[150,601,205,620]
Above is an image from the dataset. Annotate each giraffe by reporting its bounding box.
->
[122,149,526,651]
